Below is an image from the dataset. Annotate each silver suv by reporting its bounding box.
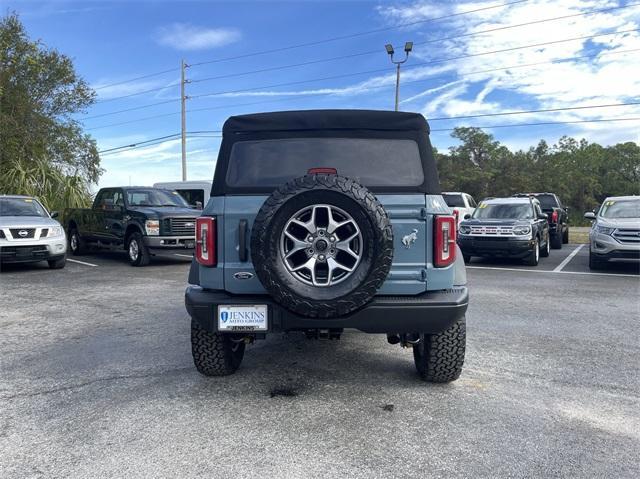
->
[0,195,67,269]
[584,196,640,269]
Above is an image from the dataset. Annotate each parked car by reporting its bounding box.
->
[153,180,212,209]
[0,195,67,269]
[63,187,197,266]
[584,196,640,269]
[185,109,469,383]
[513,192,568,249]
[442,191,477,227]
[458,197,550,266]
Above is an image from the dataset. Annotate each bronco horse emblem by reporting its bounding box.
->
[402,229,419,249]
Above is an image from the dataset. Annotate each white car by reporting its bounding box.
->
[0,195,67,269]
[442,192,477,227]
[153,180,212,209]
[585,196,640,269]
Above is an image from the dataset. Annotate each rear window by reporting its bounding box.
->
[226,138,424,188]
[533,194,558,209]
[442,194,465,207]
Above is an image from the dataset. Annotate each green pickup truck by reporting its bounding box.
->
[63,186,197,266]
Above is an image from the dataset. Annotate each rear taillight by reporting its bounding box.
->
[551,210,558,223]
[196,216,216,266]
[452,209,460,225]
[308,167,337,175]
[434,215,456,268]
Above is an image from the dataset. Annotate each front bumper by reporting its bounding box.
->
[185,286,469,334]
[144,235,195,252]
[458,236,534,258]
[591,232,640,262]
[0,237,67,263]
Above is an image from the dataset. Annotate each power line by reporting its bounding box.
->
[98,133,181,154]
[81,48,640,131]
[189,28,640,100]
[189,0,530,67]
[188,3,640,85]
[98,132,221,155]
[95,82,181,104]
[81,99,179,121]
[428,102,640,122]
[430,117,640,132]
[93,67,181,91]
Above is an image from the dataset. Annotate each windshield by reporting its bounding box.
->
[442,194,465,208]
[126,189,189,207]
[473,203,534,220]
[0,197,48,217]
[599,199,640,219]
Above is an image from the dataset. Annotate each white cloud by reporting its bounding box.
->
[155,23,241,51]
[376,0,640,145]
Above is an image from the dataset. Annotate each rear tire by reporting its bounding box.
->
[551,232,563,249]
[68,229,85,256]
[48,257,66,269]
[191,319,245,376]
[127,232,150,266]
[413,316,466,383]
[524,238,540,266]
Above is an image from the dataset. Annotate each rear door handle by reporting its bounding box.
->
[238,219,248,262]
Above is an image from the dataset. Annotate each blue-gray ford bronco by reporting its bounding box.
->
[185,110,468,382]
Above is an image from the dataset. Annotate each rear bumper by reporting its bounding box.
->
[144,235,195,253]
[185,286,469,334]
[458,237,533,258]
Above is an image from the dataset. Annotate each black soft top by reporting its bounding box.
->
[223,109,430,134]
[213,109,439,195]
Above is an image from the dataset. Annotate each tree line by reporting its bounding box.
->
[436,128,639,224]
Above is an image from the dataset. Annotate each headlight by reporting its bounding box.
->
[145,220,160,236]
[595,225,614,235]
[46,226,64,238]
[459,225,471,235]
[513,225,532,236]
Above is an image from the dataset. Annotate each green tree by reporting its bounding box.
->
[0,12,101,211]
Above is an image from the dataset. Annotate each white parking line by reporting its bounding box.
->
[66,258,98,267]
[174,254,193,258]
[553,244,585,272]
[467,265,639,279]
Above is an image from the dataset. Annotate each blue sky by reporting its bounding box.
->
[10,0,640,188]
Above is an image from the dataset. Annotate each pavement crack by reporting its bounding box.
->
[0,366,192,401]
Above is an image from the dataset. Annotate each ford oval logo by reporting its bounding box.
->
[18,230,28,237]
[184,222,195,228]
[234,272,254,280]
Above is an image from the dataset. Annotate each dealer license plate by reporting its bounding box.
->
[184,240,195,249]
[218,305,268,331]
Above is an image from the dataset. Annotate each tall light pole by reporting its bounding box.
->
[180,59,189,181]
[385,42,413,111]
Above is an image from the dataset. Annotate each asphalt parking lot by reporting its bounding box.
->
[1,246,639,478]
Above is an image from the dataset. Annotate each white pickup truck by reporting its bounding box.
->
[442,192,477,227]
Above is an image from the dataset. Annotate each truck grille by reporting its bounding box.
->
[613,228,640,244]
[469,225,514,236]
[164,218,196,236]
[9,228,36,239]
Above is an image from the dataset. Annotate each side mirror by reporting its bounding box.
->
[51,211,59,219]
[539,213,548,220]
[464,213,471,220]
[564,206,569,213]
[584,211,596,220]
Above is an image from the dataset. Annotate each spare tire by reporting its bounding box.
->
[251,174,393,318]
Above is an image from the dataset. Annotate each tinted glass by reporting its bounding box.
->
[0,198,48,217]
[473,203,534,220]
[442,194,465,207]
[533,194,558,209]
[599,199,640,218]
[126,189,189,207]
[177,189,205,207]
[226,138,424,188]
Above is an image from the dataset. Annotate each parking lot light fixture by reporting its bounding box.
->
[385,41,412,111]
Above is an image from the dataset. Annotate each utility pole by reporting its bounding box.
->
[180,59,188,181]
[385,42,413,111]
